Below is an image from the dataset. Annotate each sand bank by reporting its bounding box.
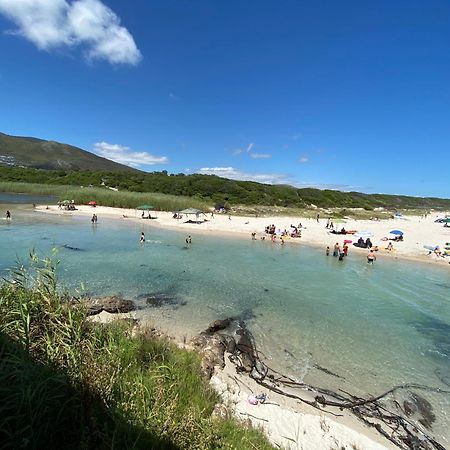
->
[36,204,450,269]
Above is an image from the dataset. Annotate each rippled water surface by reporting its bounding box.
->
[1,199,449,445]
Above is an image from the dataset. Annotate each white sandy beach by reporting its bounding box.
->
[36,204,450,269]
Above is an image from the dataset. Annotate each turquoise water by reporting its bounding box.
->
[1,199,450,444]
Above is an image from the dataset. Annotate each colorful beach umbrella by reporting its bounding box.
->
[390,230,403,235]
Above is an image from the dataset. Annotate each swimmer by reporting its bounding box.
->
[367,249,376,264]
[185,235,192,244]
[140,232,145,243]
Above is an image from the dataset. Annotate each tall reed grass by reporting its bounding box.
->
[0,253,273,449]
[0,182,211,211]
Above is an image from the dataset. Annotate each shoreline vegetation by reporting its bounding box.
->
[2,166,450,211]
[0,254,274,449]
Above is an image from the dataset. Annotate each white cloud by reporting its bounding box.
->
[93,142,168,168]
[168,92,179,102]
[0,0,141,65]
[246,143,254,152]
[250,152,271,159]
[232,148,243,156]
[299,155,309,163]
[196,167,291,185]
[195,167,356,191]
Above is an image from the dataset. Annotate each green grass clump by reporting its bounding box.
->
[0,254,273,449]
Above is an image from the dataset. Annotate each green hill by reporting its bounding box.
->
[0,132,136,172]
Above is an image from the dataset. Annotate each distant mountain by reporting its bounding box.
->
[0,132,136,172]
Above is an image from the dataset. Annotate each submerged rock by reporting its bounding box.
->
[403,392,436,429]
[206,318,231,333]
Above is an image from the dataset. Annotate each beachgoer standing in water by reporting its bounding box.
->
[333,243,340,257]
[343,243,349,256]
[367,250,376,264]
[186,235,192,244]
[6,210,11,220]
[326,246,330,256]
[140,232,145,243]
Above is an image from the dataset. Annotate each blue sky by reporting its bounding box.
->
[0,0,449,197]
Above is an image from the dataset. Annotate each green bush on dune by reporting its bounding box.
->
[0,254,273,449]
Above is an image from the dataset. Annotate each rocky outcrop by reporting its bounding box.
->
[84,296,135,316]
[189,318,267,380]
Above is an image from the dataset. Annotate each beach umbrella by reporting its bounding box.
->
[390,230,403,235]
[136,204,153,210]
[61,199,70,204]
[179,208,205,223]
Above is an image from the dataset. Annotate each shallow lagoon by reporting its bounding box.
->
[1,199,449,445]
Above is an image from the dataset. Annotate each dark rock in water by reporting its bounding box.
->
[284,348,295,358]
[206,318,231,333]
[264,288,269,292]
[137,292,180,308]
[83,296,135,315]
[313,364,344,379]
[233,309,256,322]
[62,244,84,251]
[403,392,436,430]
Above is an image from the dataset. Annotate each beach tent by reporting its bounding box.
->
[179,208,205,223]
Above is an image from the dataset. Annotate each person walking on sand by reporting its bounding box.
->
[316,213,320,223]
[367,249,376,264]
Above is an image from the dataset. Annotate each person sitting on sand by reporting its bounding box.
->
[386,242,394,252]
